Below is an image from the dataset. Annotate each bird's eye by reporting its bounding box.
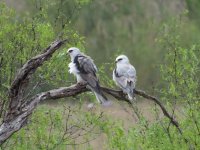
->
[68,50,73,53]
[118,58,122,61]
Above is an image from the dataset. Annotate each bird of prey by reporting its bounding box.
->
[67,47,110,105]
[113,55,136,100]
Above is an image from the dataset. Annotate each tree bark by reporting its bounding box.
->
[0,83,184,145]
[5,39,67,122]
[0,38,68,144]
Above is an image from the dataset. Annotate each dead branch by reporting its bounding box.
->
[6,39,68,122]
[0,38,67,145]
[0,83,185,145]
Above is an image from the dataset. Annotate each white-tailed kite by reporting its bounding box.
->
[67,47,110,105]
[113,55,136,100]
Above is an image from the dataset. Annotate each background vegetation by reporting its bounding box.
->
[0,0,200,149]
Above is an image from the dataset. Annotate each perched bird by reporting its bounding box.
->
[113,55,136,100]
[67,47,110,105]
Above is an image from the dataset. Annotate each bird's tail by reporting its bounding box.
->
[127,92,133,100]
[94,92,112,106]
[88,85,111,106]
[126,81,136,101]
[127,90,136,101]
[94,92,107,103]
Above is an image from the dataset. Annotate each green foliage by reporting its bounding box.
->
[2,105,200,150]
[185,0,200,24]
[158,18,200,105]
[101,107,200,149]
[0,2,85,113]
[26,0,91,31]
[1,104,107,150]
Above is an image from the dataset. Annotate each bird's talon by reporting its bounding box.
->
[77,82,87,86]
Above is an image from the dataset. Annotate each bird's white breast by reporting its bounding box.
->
[68,62,85,82]
[68,62,79,75]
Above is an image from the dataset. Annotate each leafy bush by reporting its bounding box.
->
[1,104,107,150]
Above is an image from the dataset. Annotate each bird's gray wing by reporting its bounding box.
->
[113,68,128,88]
[127,65,136,84]
[114,64,136,89]
[76,54,109,103]
[75,54,98,88]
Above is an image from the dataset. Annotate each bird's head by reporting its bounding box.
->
[115,55,129,64]
[67,47,81,60]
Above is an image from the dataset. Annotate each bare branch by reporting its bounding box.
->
[0,82,187,145]
[6,39,67,122]
[0,38,68,145]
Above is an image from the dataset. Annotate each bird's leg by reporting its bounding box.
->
[122,89,127,95]
[76,75,87,85]
[77,81,87,86]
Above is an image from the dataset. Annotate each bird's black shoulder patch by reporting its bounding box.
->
[74,55,87,74]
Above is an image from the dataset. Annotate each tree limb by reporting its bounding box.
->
[5,39,68,122]
[102,87,185,135]
[0,82,186,145]
[1,38,68,144]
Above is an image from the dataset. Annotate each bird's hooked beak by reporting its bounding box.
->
[67,50,71,55]
[67,49,73,55]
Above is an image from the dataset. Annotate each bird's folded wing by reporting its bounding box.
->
[116,76,128,88]
[115,64,136,88]
[77,55,99,88]
[127,65,136,82]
